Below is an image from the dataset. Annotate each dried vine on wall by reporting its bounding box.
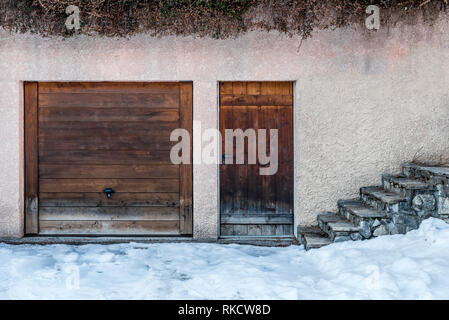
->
[0,0,447,38]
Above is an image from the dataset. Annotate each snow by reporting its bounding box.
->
[1,218,449,299]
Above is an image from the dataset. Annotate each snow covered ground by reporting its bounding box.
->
[0,218,449,299]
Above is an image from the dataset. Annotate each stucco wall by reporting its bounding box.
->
[0,18,448,238]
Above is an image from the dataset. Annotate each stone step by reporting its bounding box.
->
[338,199,388,220]
[303,163,449,250]
[382,174,431,196]
[337,199,389,238]
[297,226,332,250]
[317,212,360,242]
[440,215,449,224]
[360,186,408,213]
[403,163,449,185]
[382,174,439,215]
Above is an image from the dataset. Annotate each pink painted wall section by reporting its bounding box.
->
[0,17,449,238]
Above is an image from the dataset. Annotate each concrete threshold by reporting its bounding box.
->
[0,236,197,245]
[0,236,298,247]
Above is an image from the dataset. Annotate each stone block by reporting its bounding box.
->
[437,196,449,216]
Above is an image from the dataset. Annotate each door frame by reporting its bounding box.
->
[24,81,39,234]
[217,81,296,238]
[24,81,193,236]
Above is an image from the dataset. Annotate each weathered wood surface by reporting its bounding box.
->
[39,150,172,164]
[221,213,293,224]
[219,82,293,236]
[39,82,180,94]
[220,224,293,236]
[39,220,180,235]
[39,134,176,151]
[39,93,179,109]
[39,192,179,207]
[39,207,179,220]
[24,82,39,234]
[39,107,179,122]
[25,82,193,236]
[39,179,180,193]
[39,121,178,135]
[40,164,178,179]
[179,82,193,235]
[220,94,292,106]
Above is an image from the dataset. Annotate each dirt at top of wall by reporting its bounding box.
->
[0,0,447,39]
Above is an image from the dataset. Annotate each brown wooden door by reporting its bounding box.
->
[219,82,293,236]
[24,82,192,236]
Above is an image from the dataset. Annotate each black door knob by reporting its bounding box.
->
[103,188,114,199]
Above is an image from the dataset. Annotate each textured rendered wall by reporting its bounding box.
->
[0,18,449,238]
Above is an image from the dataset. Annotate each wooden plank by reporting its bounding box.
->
[275,82,293,95]
[232,82,247,95]
[38,82,180,94]
[220,82,233,95]
[282,224,293,235]
[220,224,292,236]
[220,224,248,236]
[39,134,175,151]
[24,82,39,234]
[247,106,260,213]
[220,95,292,107]
[39,220,180,235]
[275,106,294,214]
[39,107,179,122]
[38,121,178,137]
[221,214,293,224]
[247,224,262,236]
[39,164,179,179]
[219,105,234,215]
[219,104,226,221]
[39,150,172,165]
[39,192,179,207]
[39,206,179,221]
[39,93,179,109]
[179,82,193,235]
[261,82,277,95]
[40,179,179,193]
[220,224,232,236]
[232,105,248,214]
[247,82,261,95]
[261,224,292,236]
[260,105,277,213]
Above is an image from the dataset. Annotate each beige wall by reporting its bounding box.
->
[1,18,449,238]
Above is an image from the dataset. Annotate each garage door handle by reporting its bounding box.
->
[103,188,114,199]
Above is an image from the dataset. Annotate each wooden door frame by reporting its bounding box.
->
[217,81,296,238]
[178,82,193,235]
[24,81,39,234]
[24,81,193,236]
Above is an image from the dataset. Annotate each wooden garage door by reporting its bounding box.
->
[219,82,293,236]
[24,82,192,236]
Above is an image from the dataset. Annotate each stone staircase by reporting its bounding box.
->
[298,163,449,250]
